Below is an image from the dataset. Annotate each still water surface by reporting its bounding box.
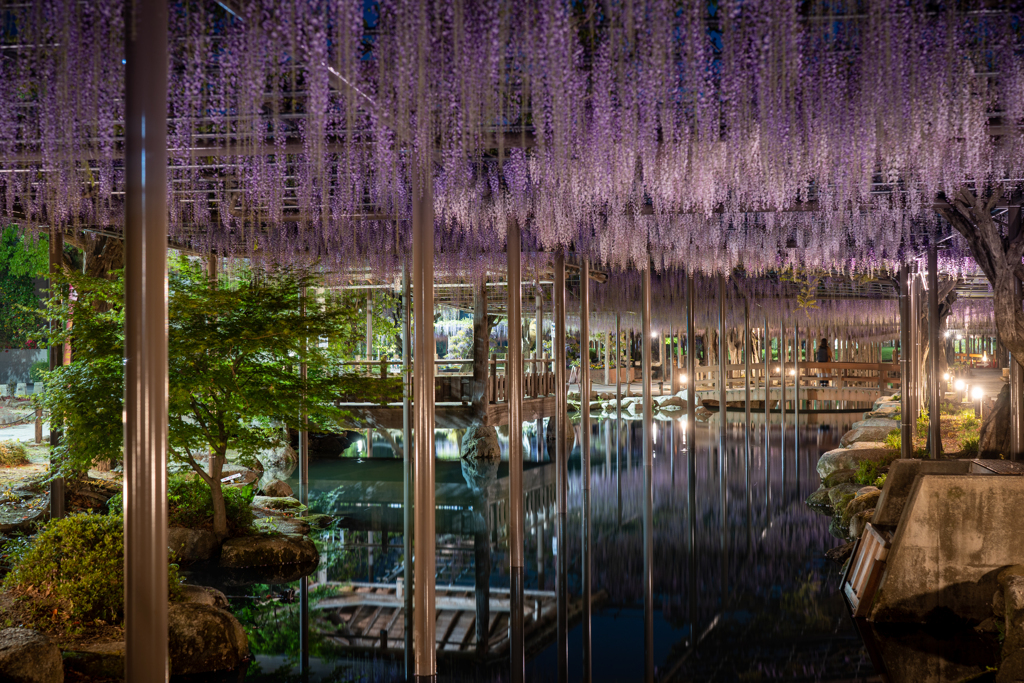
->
[208,414,890,682]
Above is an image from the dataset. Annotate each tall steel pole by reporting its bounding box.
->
[928,239,941,460]
[794,323,800,493]
[48,229,64,520]
[402,263,413,678]
[535,275,544,461]
[764,316,770,507]
[554,250,568,682]
[686,275,696,514]
[744,301,751,504]
[641,265,655,683]
[1010,207,1023,461]
[580,258,592,682]
[411,156,436,682]
[899,264,913,460]
[507,221,525,683]
[124,0,169,678]
[718,276,727,492]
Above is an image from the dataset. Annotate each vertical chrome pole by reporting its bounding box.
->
[717,276,727,491]
[1010,208,1023,462]
[554,250,568,682]
[642,265,655,683]
[124,0,168,678]
[48,229,64,520]
[507,221,525,683]
[780,324,786,482]
[793,323,800,493]
[764,316,771,507]
[535,275,544,461]
[412,157,436,682]
[686,274,696,499]
[402,263,413,677]
[616,312,623,528]
[744,301,751,505]
[580,258,592,683]
[928,239,941,460]
[298,286,309,678]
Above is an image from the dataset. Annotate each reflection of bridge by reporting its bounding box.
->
[339,358,558,428]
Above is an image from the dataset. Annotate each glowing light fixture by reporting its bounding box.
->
[680,373,688,384]
[954,379,965,391]
[972,386,984,400]
[942,373,949,381]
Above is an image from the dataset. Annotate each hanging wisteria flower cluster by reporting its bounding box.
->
[2,0,1023,277]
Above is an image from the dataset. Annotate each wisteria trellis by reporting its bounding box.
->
[3,0,1024,278]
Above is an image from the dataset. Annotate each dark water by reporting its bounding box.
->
[221,414,886,682]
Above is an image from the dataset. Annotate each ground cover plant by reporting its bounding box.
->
[2,513,182,634]
[107,473,255,534]
[0,441,28,466]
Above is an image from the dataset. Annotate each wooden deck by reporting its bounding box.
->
[313,582,602,661]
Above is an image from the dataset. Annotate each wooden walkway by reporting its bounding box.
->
[313,582,601,661]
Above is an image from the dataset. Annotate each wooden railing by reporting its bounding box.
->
[338,357,557,405]
[691,361,901,395]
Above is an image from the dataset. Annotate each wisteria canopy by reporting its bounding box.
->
[2,0,1023,278]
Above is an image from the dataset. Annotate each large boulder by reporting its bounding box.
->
[255,441,298,485]
[252,495,306,512]
[262,480,293,498]
[827,483,863,507]
[219,534,318,568]
[817,446,893,479]
[842,490,881,526]
[867,404,900,419]
[805,487,832,511]
[841,426,896,447]
[852,417,900,430]
[168,603,249,675]
[168,527,219,564]
[460,423,500,494]
[849,509,876,539]
[0,628,62,683]
[822,468,857,488]
[180,585,230,610]
[654,395,687,410]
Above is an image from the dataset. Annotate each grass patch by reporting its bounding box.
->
[3,513,182,632]
[0,440,29,466]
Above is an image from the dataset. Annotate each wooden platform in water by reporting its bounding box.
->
[313,581,602,661]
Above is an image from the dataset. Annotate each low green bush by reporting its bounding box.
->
[108,472,255,532]
[884,429,900,453]
[0,440,28,466]
[28,361,47,383]
[962,436,980,456]
[854,459,883,486]
[3,512,182,625]
[874,473,887,488]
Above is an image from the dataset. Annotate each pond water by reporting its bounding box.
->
[197,413,977,682]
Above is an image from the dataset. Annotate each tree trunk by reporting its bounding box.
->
[208,449,229,541]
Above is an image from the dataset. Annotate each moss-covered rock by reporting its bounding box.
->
[805,487,833,512]
[168,527,218,564]
[180,585,229,610]
[822,468,857,488]
[817,446,893,479]
[842,490,882,527]
[252,495,306,512]
[827,483,862,507]
[168,603,249,675]
[849,509,876,539]
[219,534,318,568]
[0,628,62,683]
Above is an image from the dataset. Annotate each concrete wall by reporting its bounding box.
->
[873,459,972,527]
[0,349,45,384]
[871,475,1024,623]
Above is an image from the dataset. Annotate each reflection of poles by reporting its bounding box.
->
[580,258,592,683]
[744,303,752,551]
[642,265,655,683]
[507,219,525,681]
[780,324,786,487]
[474,507,491,656]
[717,276,727,518]
[411,155,437,680]
[764,316,771,510]
[616,312,623,528]
[794,323,800,495]
[402,264,413,678]
[299,286,310,680]
[554,250,569,682]
[536,273,544,462]
[687,274,696,491]
[124,1,169,678]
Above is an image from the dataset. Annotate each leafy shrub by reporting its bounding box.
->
[854,459,883,486]
[884,429,900,453]
[874,473,887,488]
[962,436,980,456]
[3,512,182,624]
[108,473,255,532]
[0,440,28,466]
[28,361,48,383]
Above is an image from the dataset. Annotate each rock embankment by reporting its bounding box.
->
[806,394,901,543]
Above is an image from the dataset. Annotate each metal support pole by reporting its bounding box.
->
[1010,207,1024,462]
[298,286,309,678]
[366,292,373,360]
[124,0,169,678]
[671,326,679,395]
[507,221,525,683]
[928,239,941,460]
[48,228,64,520]
[412,156,436,682]
[536,275,544,460]
[554,250,568,682]
[580,258,592,683]
[764,316,770,507]
[686,275,696,483]
[744,301,751,499]
[402,264,413,678]
[718,276,727,483]
[900,263,913,460]
[641,265,655,683]
[780,324,786,471]
[794,323,800,491]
